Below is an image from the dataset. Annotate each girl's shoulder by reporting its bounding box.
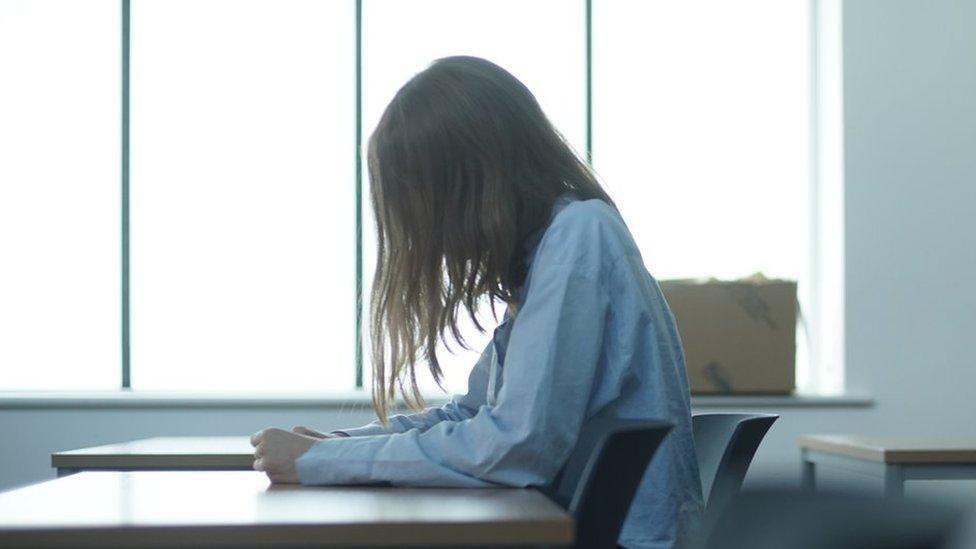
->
[537,197,640,272]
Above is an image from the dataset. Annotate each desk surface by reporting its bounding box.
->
[0,471,573,548]
[798,434,976,463]
[52,436,255,470]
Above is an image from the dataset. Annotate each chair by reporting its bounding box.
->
[692,413,778,533]
[546,419,673,549]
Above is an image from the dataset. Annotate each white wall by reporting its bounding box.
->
[1,0,975,503]
[724,0,976,499]
[746,0,976,499]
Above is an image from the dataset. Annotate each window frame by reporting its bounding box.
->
[1,0,842,398]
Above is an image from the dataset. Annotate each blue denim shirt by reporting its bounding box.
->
[296,194,703,548]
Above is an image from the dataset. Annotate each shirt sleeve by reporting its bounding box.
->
[333,342,493,437]
[295,225,611,488]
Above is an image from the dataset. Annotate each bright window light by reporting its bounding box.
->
[593,0,810,281]
[592,0,814,389]
[0,0,121,390]
[0,0,822,396]
[129,0,356,392]
[361,0,586,395]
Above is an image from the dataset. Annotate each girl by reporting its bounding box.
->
[250,56,702,549]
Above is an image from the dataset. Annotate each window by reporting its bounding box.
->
[0,0,121,390]
[593,0,810,281]
[591,0,819,391]
[129,0,356,391]
[0,0,829,395]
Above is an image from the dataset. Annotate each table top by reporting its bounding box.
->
[52,436,255,470]
[798,434,976,463]
[0,471,573,548]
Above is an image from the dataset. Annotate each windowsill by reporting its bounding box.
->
[0,390,400,409]
[0,390,873,410]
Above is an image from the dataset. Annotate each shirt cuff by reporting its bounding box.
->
[295,437,375,485]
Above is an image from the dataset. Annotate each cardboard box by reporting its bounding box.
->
[659,276,796,394]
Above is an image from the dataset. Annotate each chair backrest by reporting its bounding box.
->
[692,413,778,531]
[546,419,673,549]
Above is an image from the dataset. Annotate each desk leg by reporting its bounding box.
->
[800,450,816,491]
[883,464,904,498]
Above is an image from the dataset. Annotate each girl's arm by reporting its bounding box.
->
[328,343,493,437]
[294,223,613,488]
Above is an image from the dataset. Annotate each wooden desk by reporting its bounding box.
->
[798,434,976,498]
[52,436,254,476]
[0,471,574,548]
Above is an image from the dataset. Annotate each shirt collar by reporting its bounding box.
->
[522,192,579,267]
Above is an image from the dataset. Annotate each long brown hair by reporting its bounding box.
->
[367,56,614,423]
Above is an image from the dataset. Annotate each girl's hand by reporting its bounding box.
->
[250,427,318,484]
